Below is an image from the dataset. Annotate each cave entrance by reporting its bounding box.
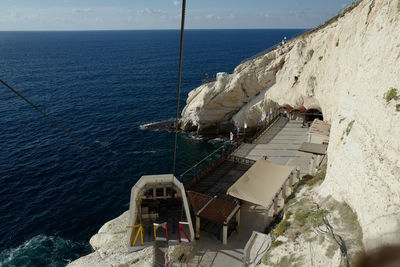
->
[289,106,306,122]
[305,106,323,123]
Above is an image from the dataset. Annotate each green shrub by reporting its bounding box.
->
[396,104,400,112]
[306,166,327,186]
[294,209,328,228]
[271,218,290,239]
[309,209,329,227]
[306,176,323,186]
[294,210,311,226]
[384,88,398,102]
[271,240,283,248]
[178,253,186,263]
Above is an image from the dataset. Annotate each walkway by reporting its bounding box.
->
[188,201,265,267]
[189,160,251,199]
[185,116,315,266]
[233,117,312,175]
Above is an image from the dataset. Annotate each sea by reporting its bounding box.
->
[0,29,305,266]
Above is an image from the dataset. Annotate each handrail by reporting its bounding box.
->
[180,107,283,188]
[240,43,280,65]
[231,108,282,156]
[179,145,225,180]
[227,155,256,165]
[247,111,282,144]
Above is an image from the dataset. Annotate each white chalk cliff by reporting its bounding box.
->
[181,0,400,249]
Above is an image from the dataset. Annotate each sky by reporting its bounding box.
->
[0,0,355,31]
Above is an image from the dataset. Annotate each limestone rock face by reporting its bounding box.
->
[181,0,400,249]
[67,211,153,267]
[181,50,285,131]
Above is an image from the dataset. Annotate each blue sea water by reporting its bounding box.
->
[0,29,305,266]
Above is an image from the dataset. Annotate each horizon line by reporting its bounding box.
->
[0,28,309,32]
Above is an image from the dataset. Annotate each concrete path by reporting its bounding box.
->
[186,117,315,266]
[234,117,312,175]
[190,160,251,199]
[187,201,265,267]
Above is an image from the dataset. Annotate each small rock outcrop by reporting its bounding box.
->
[67,211,153,267]
[181,0,400,249]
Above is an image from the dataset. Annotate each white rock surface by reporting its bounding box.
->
[67,211,154,267]
[181,0,400,249]
[261,183,363,267]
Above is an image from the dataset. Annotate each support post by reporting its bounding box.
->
[264,206,272,229]
[269,108,273,124]
[236,210,241,227]
[309,157,314,175]
[195,216,200,240]
[154,224,157,245]
[281,181,287,201]
[178,222,191,243]
[289,173,293,187]
[165,223,168,243]
[296,168,300,182]
[316,155,322,169]
[223,224,228,245]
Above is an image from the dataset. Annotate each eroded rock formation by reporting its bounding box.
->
[181,0,400,249]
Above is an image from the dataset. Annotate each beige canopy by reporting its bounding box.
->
[227,158,294,207]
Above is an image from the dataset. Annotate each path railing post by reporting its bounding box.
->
[289,173,293,194]
[296,168,300,183]
[273,194,278,212]
[309,157,314,175]
[281,181,287,201]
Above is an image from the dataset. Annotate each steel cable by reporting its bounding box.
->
[172,0,186,177]
[0,78,129,180]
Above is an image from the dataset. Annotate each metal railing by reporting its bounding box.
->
[227,155,256,165]
[230,107,282,157]
[240,43,280,65]
[181,107,283,190]
[246,110,282,144]
[180,145,227,185]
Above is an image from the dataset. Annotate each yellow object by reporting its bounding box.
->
[153,225,157,245]
[129,224,144,246]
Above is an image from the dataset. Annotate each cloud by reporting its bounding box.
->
[173,1,180,6]
[73,8,93,13]
[206,14,222,20]
[288,10,309,19]
[160,14,181,21]
[206,14,237,21]
[144,7,152,14]
[1,7,143,30]
[228,14,238,20]
[206,14,215,19]
[137,8,165,15]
